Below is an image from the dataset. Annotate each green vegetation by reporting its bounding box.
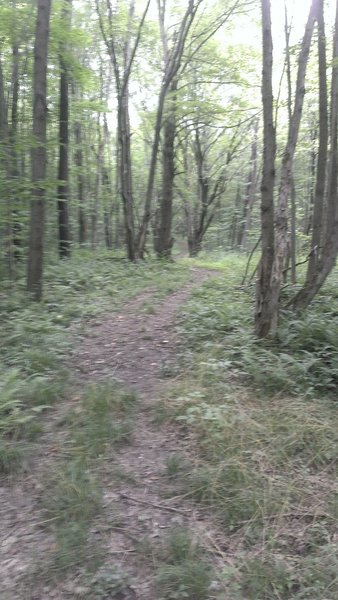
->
[158,254,338,600]
[0,252,192,472]
[2,252,338,598]
[155,529,213,600]
[42,380,137,576]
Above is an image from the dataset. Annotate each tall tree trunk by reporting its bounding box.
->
[10,29,22,262]
[306,0,328,280]
[137,0,201,258]
[57,0,71,258]
[292,0,338,310]
[96,0,150,261]
[27,0,51,300]
[256,0,317,336]
[155,79,177,258]
[284,5,296,283]
[270,0,316,320]
[0,55,15,280]
[255,0,276,338]
[74,120,86,246]
[118,89,136,259]
[237,121,259,249]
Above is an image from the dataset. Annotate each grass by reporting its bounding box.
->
[40,380,137,576]
[0,250,193,472]
[154,529,213,600]
[70,382,137,459]
[156,253,338,600]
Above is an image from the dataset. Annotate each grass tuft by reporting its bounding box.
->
[155,529,212,600]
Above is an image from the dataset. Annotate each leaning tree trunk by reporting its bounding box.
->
[27,0,51,300]
[292,0,338,311]
[269,0,316,327]
[256,0,317,336]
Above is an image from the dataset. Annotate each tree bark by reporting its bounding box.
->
[27,0,51,300]
[292,0,338,310]
[96,0,150,261]
[255,0,276,338]
[256,0,317,336]
[0,55,16,280]
[137,0,201,258]
[270,0,316,320]
[57,59,71,257]
[74,119,86,246]
[155,79,177,258]
[237,120,259,249]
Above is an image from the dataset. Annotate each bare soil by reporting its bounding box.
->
[0,267,226,600]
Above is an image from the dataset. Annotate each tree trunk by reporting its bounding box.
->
[27,0,51,300]
[96,0,150,261]
[155,79,177,259]
[270,0,316,319]
[256,0,316,336]
[57,55,71,258]
[292,0,338,311]
[255,0,276,338]
[306,1,328,281]
[118,89,136,260]
[237,120,259,249]
[137,0,201,258]
[74,120,86,246]
[10,32,22,262]
[0,55,16,280]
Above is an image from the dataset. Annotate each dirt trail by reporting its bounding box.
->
[70,267,222,599]
[0,267,224,600]
[74,267,211,391]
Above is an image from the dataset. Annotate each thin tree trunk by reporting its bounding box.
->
[284,5,296,283]
[10,30,21,262]
[27,0,51,300]
[57,59,71,257]
[237,120,259,249]
[255,0,276,338]
[118,89,136,259]
[306,0,328,279]
[292,0,338,310]
[57,0,71,258]
[155,79,177,258]
[96,0,150,261]
[74,120,86,246]
[269,0,316,324]
[137,0,201,258]
[0,55,15,280]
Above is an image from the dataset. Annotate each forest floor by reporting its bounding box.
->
[2,255,338,600]
[1,266,227,600]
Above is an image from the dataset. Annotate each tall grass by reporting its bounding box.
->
[159,254,338,599]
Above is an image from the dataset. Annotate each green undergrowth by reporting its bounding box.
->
[158,254,338,599]
[0,251,191,473]
[181,254,338,397]
[41,380,137,578]
[154,529,213,600]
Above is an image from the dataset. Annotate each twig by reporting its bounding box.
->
[234,510,335,526]
[241,236,261,285]
[119,492,191,515]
